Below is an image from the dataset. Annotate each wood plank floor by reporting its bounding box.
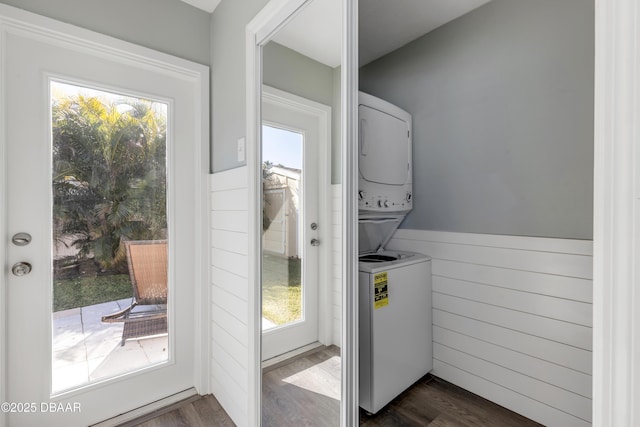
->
[262,346,341,427]
[120,394,234,427]
[127,346,542,426]
[359,375,542,427]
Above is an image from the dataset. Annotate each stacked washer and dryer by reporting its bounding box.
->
[358,92,433,414]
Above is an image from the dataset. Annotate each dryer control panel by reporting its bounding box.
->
[358,186,412,213]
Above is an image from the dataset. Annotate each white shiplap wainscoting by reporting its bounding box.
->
[386,230,593,427]
[332,184,342,345]
[209,167,250,426]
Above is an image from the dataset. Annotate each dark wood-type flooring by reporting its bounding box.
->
[262,345,341,427]
[124,346,543,426]
[359,375,542,427]
[118,394,234,427]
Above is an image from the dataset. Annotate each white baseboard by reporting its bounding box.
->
[91,388,198,427]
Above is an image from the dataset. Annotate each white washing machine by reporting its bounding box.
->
[358,92,433,414]
[359,248,432,414]
[358,214,432,415]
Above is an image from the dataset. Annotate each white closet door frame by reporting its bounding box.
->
[246,0,359,426]
[593,0,640,425]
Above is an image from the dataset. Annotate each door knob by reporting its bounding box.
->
[12,262,32,276]
[12,232,32,246]
[310,238,320,246]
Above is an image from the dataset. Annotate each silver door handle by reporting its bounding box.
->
[310,238,320,246]
[12,232,32,246]
[12,262,32,276]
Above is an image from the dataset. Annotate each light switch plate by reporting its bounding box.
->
[237,137,246,162]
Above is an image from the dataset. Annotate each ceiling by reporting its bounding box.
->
[271,0,343,68]
[359,0,492,66]
[180,0,220,13]
[181,0,491,68]
[272,0,492,68]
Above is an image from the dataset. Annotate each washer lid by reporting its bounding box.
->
[359,214,405,253]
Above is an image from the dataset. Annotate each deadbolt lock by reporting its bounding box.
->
[12,262,32,276]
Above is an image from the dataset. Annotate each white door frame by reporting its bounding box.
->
[246,0,358,425]
[593,0,640,425]
[261,84,333,358]
[0,4,210,425]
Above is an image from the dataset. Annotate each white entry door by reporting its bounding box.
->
[261,86,330,361]
[1,9,206,427]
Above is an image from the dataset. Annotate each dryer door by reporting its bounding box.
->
[359,105,410,185]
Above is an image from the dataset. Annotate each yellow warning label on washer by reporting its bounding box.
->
[374,272,388,309]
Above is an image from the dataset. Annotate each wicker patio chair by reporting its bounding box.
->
[102,239,168,346]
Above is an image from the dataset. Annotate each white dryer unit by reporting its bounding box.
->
[358,91,412,214]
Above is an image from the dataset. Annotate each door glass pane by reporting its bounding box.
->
[262,125,303,330]
[51,82,169,393]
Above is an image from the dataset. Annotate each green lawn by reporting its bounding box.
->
[262,254,301,325]
[53,274,132,312]
[55,255,302,319]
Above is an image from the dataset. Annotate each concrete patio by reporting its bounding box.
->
[52,299,168,393]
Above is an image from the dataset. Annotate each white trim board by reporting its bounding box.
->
[393,229,593,256]
[392,230,592,280]
[593,0,640,425]
[341,1,359,425]
[331,184,343,346]
[91,388,198,427]
[387,229,593,426]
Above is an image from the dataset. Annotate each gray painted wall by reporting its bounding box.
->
[0,0,211,65]
[360,0,594,239]
[263,42,341,183]
[210,0,269,173]
[264,42,334,107]
[211,2,342,181]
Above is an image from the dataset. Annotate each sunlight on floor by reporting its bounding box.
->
[281,355,341,400]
